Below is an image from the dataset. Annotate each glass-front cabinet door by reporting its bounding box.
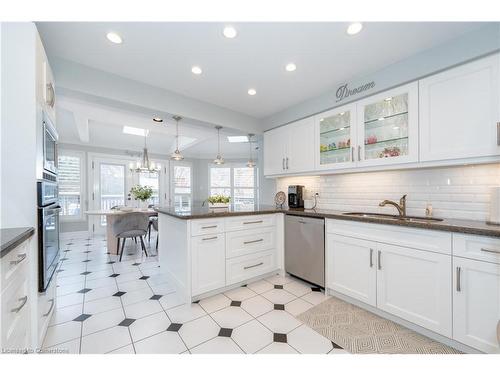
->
[315,104,357,170]
[356,82,418,167]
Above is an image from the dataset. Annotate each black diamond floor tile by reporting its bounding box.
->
[107,261,115,264]
[132,263,141,266]
[78,288,92,294]
[80,271,92,275]
[150,295,162,300]
[82,260,91,263]
[113,291,126,297]
[60,258,68,261]
[73,314,92,322]
[118,318,136,327]
[230,301,242,307]
[218,328,233,337]
[331,341,343,349]
[139,276,150,280]
[56,269,65,273]
[311,287,322,292]
[84,250,92,253]
[274,285,283,289]
[167,323,182,332]
[109,273,120,278]
[274,304,285,310]
[273,333,287,343]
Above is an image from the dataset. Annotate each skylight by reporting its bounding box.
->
[123,126,149,137]
[227,136,249,143]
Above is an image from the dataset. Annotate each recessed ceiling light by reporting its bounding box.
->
[191,66,202,75]
[223,26,237,39]
[247,88,257,96]
[123,126,149,137]
[285,63,297,72]
[347,22,363,36]
[227,136,249,143]
[152,117,163,123]
[106,32,123,44]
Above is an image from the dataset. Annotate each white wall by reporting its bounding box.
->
[276,164,500,221]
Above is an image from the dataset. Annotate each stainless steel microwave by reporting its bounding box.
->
[42,112,58,176]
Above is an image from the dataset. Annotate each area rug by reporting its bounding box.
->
[297,296,461,354]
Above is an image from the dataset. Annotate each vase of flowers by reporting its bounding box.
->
[130,185,153,210]
[207,194,230,209]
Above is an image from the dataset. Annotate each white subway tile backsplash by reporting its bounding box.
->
[276,164,500,221]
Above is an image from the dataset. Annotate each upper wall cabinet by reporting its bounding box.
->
[263,117,314,176]
[36,35,56,124]
[315,103,357,170]
[419,54,500,162]
[356,82,419,167]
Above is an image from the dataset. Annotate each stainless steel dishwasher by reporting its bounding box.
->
[284,215,325,288]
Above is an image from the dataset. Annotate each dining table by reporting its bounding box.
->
[84,208,157,254]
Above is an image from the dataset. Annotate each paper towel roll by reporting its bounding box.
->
[489,187,500,224]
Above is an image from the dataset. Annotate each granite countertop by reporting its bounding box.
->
[1,227,35,258]
[155,205,500,238]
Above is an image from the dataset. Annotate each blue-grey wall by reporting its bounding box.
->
[262,23,500,130]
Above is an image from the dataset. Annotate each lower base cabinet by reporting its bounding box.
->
[191,234,226,296]
[453,257,500,353]
[376,243,452,337]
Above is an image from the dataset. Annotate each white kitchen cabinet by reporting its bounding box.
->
[263,117,315,175]
[376,243,452,337]
[453,257,500,353]
[419,54,500,162]
[36,34,56,123]
[327,234,377,306]
[356,82,419,167]
[315,103,357,170]
[191,234,226,296]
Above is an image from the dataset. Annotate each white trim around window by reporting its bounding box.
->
[58,149,86,222]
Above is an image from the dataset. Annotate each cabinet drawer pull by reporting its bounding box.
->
[286,157,289,170]
[10,253,27,266]
[456,267,462,292]
[11,296,28,313]
[497,122,500,146]
[282,158,285,170]
[244,238,264,245]
[369,248,373,268]
[46,83,55,107]
[358,145,361,161]
[244,262,264,270]
[243,220,263,225]
[351,147,355,162]
[497,320,500,344]
[43,298,55,317]
[377,250,381,270]
[480,247,500,255]
[201,225,217,229]
[202,236,218,241]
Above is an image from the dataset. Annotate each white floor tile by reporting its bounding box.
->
[43,338,80,354]
[116,279,150,292]
[57,293,85,308]
[178,315,220,349]
[150,282,176,296]
[84,295,122,315]
[190,337,243,354]
[124,299,163,319]
[81,326,132,354]
[199,293,231,314]
[301,291,330,306]
[134,331,187,354]
[85,269,116,281]
[49,304,83,326]
[115,271,143,283]
[246,279,274,294]
[82,307,125,336]
[121,288,154,306]
[257,342,298,354]
[287,325,333,354]
[129,311,171,342]
[85,277,118,289]
[210,306,253,329]
[257,310,302,333]
[240,295,273,317]
[57,282,86,297]
[261,288,296,304]
[57,274,86,286]
[43,321,82,348]
[108,344,135,354]
[329,348,350,354]
[285,298,313,316]
[283,280,314,297]
[159,292,186,310]
[166,302,206,324]
[84,285,119,302]
[265,274,294,285]
[232,320,273,354]
[223,287,257,301]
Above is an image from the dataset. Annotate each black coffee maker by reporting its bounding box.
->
[288,185,305,208]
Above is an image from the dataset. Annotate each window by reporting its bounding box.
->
[209,164,257,209]
[58,153,83,219]
[172,164,192,211]
[100,163,125,225]
[139,171,160,205]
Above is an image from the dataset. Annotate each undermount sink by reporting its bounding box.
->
[342,212,444,222]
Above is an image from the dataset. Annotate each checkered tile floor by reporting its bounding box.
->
[43,232,348,354]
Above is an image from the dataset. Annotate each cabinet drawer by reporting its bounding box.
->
[1,240,30,289]
[1,273,30,349]
[191,218,225,237]
[225,214,276,232]
[226,249,277,286]
[453,234,500,264]
[38,276,57,345]
[226,227,276,259]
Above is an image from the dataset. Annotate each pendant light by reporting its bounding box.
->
[130,132,161,173]
[246,133,256,168]
[171,115,184,161]
[213,126,225,165]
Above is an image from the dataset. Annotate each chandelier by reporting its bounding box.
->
[130,133,161,173]
[171,115,184,161]
[213,125,225,165]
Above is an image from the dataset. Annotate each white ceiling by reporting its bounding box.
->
[37,22,485,119]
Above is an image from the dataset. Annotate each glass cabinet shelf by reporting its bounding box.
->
[365,111,408,127]
[320,126,350,136]
[320,146,350,154]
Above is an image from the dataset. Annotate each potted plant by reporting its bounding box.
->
[130,185,153,210]
[207,194,230,209]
